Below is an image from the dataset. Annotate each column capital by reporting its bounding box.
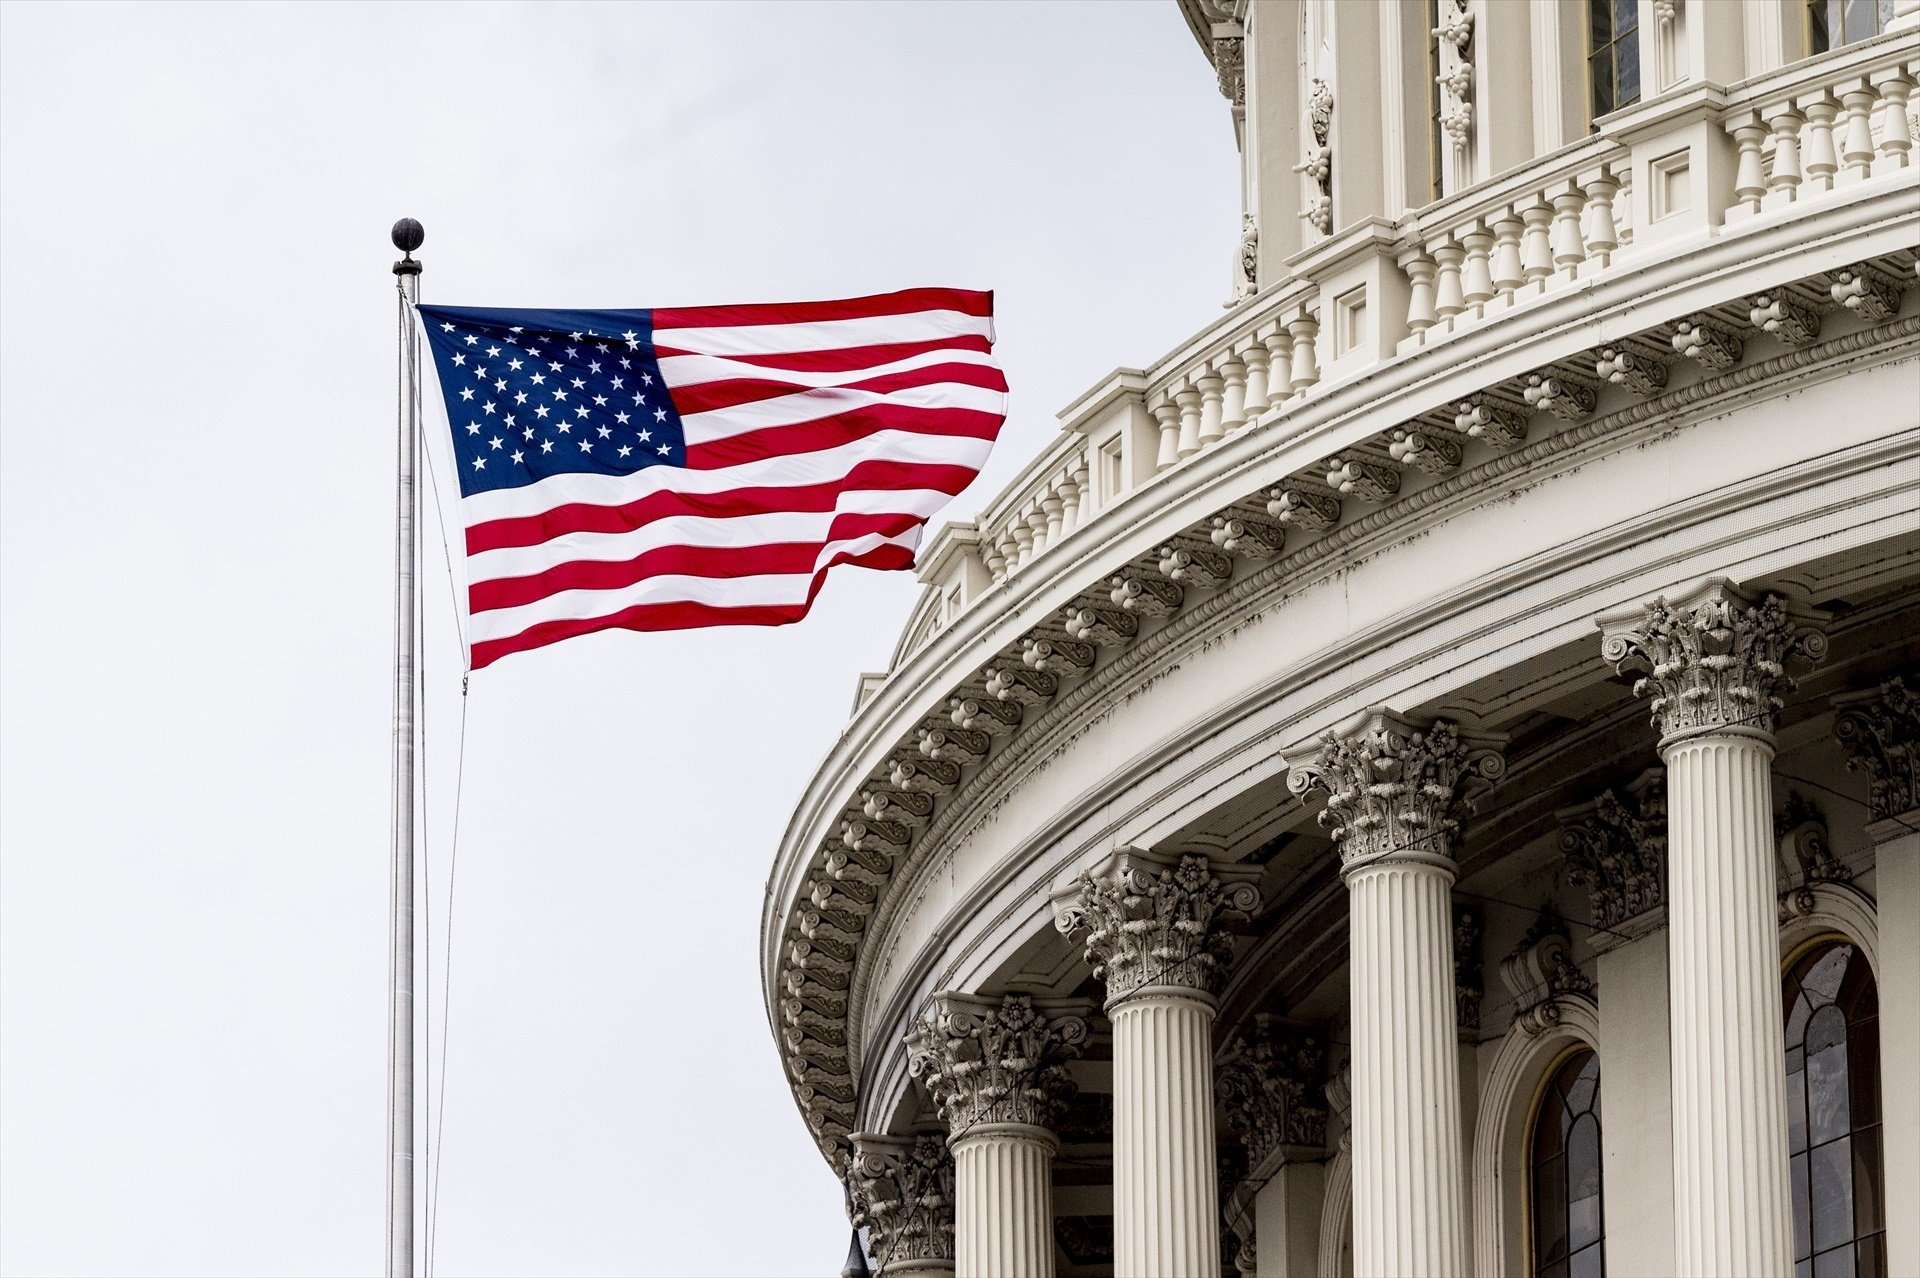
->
[1215,1017,1330,1174]
[1051,848,1262,1007]
[1833,675,1920,830]
[905,992,1089,1140]
[1555,768,1668,936]
[1598,578,1827,747]
[846,1132,955,1275]
[1287,709,1506,872]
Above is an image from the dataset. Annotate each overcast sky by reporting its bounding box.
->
[0,3,1235,1274]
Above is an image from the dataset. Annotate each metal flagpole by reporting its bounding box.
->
[388,217,425,1278]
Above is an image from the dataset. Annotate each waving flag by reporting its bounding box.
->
[417,290,1007,669]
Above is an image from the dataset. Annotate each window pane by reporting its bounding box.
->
[1615,0,1639,35]
[1806,946,1851,1002]
[1789,1065,1808,1152]
[1853,1126,1883,1238]
[1788,990,1813,1044]
[1795,1152,1813,1261]
[1591,0,1613,43]
[1850,1016,1880,1128]
[1570,1240,1605,1278]
[1810,0,1833,55]
[1809,1008,1853,1144]
[1859,1234,1886,1278]
[1591,52,1615,120]
[1538,1153,1570,1262]
[1813,1138,1856,1253]
[1844,0,1879,42]
[1617,34,1641,110]
[1813,1242,1856,1278]
[1568,1060,1598,1118]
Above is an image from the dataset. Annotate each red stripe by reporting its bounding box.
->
[468,542,916,669]
[656,333,993,373]
[466,460,981,555]
[469,512,926,612]
[652,288,991,330]
[668,360,1008,417]
[686,405,1003,472]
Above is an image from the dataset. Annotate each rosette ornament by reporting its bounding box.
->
[1287,710,1506,871]
[1600,578,1827,745]
[1052,850,1263,1006]
[904,993,1089,1137]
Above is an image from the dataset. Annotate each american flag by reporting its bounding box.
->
[416,289,1007,669]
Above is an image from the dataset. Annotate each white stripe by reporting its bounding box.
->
[679,381,1007,445]
[657,344,999,390]
[469,488,956,583]
[651,309,993,357]
[468,529,922,642]
[459,429,992,527]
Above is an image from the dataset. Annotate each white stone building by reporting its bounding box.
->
[760,3,1920,1274]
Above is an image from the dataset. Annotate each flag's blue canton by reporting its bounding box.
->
[418,305,686,498]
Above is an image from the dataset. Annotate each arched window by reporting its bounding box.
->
[1808,0,1897,54]
[1530,1048,1605,1278]
[1587,0,1641,124]
[1784,939,1884,1276]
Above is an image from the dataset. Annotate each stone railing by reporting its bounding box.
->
[886,35,1918,673]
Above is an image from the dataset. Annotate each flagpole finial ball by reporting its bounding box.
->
[391,218,425,255]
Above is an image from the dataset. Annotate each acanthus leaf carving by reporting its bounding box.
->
[1022,634,1097,674]
[1210,514,1285,558]
[1777,792,1850,888]
[1289,712,1505,867]
[846,1132,955,1273]
[1215,1018,1331,1171]
[1557,770,1668,933]
[1521,369,1597,420]
[1455,396,1529,449]
[1454,904,1483,1032]
[1388,426,1463,474]
[1671,316,1744,368]
[1266,485,1342,530]
[905,993,1089,1136]
[1749,291,1821,344]
[1053,849,1263,1004]
[1833,676,1920,825]
[1499,908,1596,1037]
[1595,345,1669,395]
[1829,263,1903,321]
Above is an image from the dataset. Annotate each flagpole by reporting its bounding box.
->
[388,217,424,1278]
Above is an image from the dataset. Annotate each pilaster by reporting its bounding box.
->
[1054,850,1262,1278]
[1289,710,1504,1277]
[1833,675,1920,1277]
[1600,578,1827,1278]
[906,994,1089,1278]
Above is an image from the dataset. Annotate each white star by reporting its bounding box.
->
[471,456,486,469]
[534,405,550,419]
[633,393,645,406]
[593,395,608,407]
[509,326,524,334]
[540,439,554,454]
[596,425,611,438]
[494,379,506,392]
[654,408,667,421]
[579,439,593,453]
[459,387,475,401]
[473,365,487,379]
[440,322,455,332]
[642,372,654,385]
[465,422,481,435]
[489,436,503,450]
[618,445,632,458]
[588,361,602,374]
[568,331,583,341]
[522,427,534,441]
[574,405,589,419]
[619,358,631,369]
[621,329,638,343]
[483,402,496,415]
[571,377,585,390]
[530,373,546,386]
[511,450,524,464]
[557,422,571,434]
[552,388,568,401]
[507,358,523,371]
[615,411,630,424]
[548,361,563,372]
[486,345,501,357]
[564,346,578,358]
[638,429,652,442]
[464,334,479,346]
[451,352,466,366]
[657,444,670,455]
[504,414,516,427]
[611,377,624,389]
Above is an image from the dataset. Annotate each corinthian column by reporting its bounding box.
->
[905,993,1089,1278]
[1601,580,1827,1277]
[1289,711,1505,1277]
[1053,850,1263,1278]
[847,1132,956,1277]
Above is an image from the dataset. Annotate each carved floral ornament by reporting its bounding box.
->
[1052,850,1263,1006]
[846,1132,955,1271]
[1599,580,1828,745]
[1215,1019,1331,1169]
[1556,770,1667,933]
[1287,711,1506,869]
[1499,908,1596,1039]
[904,993,1089,1137]
[1833,676,1920,825]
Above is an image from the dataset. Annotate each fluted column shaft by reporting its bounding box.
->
[1663,731,1793,1276]
[1110,989,1221,1277]
[952,1125,1056,1278]
[1346,860,1467,1276]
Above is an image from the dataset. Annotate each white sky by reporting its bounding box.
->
[0,3,1235,1274]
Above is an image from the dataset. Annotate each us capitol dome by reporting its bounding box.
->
[761,3,1920,1275]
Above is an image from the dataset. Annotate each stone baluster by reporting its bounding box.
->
[1057,469,1081,537]
[847,1132,958,1277]
[1286,311,1320,394]
[1599,580,1828,1278]
[1263,329,1295,403]
[1218,355,1248,435]
[1764,103,1806,204]
[1175,383,1204,460]
[1024,508,1049,562]
[1073,462,1091,525]
[1400,245,1439,335]
[1838,79,1879,181]
[1289,712,1505,1277]
[1040,486,1064,545]
[1799,91,1840,194]
[1519,200,1555,283]
[1152,401,1181,472]
[1549,181,1588,272]
[1874,69,1914,172]
[1489,212,1525,299]
[1009,522,1033,572]
[906,993,1090,1278]
[983,537,1008,583]
[1054,850,1263,1278]
[1582,168,1620,264]
[1241,337,1272,420]
[1197,368,1227,450]
[1459,222,1495,312]
[1432,237,1467,322]
[1833,677,1920,1278]
[1729,115,1770,212]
